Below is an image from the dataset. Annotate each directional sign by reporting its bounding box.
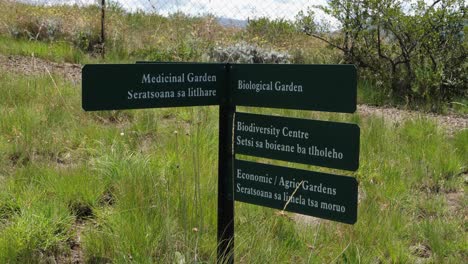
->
[235,159,358,224]
[82,63,225,111]
[235,112,360,171]
[231,64,357,113]
[82,61,361,261]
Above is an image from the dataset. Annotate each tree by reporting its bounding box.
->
[298,0,467,106]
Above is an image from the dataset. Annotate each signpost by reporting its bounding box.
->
[82,63,359,264]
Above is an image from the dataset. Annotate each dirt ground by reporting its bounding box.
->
[0,54,82,84]
[358,105,467,135]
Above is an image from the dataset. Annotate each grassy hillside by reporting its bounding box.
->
[1,0,466,113]
[0,69,466,263]
[0,0,337,64]
[0,1,466,263]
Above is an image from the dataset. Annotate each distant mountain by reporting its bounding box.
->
[217,17,248,28]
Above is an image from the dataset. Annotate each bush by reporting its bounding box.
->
[72,29,102,52]
[209,42,291,64]
[12,17,64,41]
[298,0,467,108]
[247,18,297,43]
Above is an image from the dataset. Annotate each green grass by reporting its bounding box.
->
[0,0,339,67]
[0,36,84,63]
[0,36,140,64]
[357,79,468,114]
[1,0,465,114]
[447,99,468,115]
[357,80,389,106]
[0,69,466,263]
[0,2,466,262]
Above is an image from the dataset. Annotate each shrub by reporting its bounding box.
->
[12,17,64,41]
[298,0,467,107]
[209,42,291,64]
[72,29,101,52]
[247,18,297,43]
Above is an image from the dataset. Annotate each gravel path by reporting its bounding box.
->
[1,54,466,133]
[358,105,467,135]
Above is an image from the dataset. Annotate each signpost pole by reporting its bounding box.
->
[217,64,235,264]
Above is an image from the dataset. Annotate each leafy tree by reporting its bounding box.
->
[298,0,467,107]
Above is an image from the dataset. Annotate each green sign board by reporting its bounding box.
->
[235,112,360,171]
[231,64,357,113]
[82,61,361,262]
[82,63,225,111]
[235,159,358,224]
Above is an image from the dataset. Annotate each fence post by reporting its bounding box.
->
[100,0,105,58]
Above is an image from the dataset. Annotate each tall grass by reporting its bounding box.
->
[0,0,342,66]
[1,1,465,113]
[0,70,466,263]
[0,36,84,63]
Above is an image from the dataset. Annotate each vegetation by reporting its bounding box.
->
[297,0,467,110]
[1,0,466,111]
[0,1,466,263]
[0,70,466,263]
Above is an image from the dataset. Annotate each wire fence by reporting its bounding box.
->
[1,0,327,60]
[13,0,316,21]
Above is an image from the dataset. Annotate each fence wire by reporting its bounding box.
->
[1,0,328,60]
[10,0,317,22]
